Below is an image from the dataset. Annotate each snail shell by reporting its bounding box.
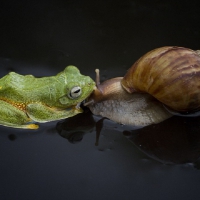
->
[121,46,200,112]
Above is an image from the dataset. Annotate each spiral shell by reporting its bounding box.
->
[121,46,200,112]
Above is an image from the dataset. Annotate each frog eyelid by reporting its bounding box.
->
[68,86,82,99]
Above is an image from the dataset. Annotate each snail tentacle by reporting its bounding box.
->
[83,68,103,107]
[95,69,100,86]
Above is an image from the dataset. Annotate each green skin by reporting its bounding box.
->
[0,66,95,129]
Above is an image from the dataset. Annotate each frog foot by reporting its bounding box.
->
[26,124,39,129]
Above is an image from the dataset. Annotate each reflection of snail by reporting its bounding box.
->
[85,46,200,126]
[128,116,200,165]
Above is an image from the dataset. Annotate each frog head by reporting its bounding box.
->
[58,66,95,108]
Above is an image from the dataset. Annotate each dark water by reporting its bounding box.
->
[1,1,200,200]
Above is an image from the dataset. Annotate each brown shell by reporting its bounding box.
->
[121,46,200,112]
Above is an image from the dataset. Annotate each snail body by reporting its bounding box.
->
[85,46,200,127]
[87,77,172,126]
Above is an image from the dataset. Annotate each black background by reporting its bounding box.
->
[0,1,200,200]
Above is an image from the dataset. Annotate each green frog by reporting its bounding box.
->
[0,65,95,129]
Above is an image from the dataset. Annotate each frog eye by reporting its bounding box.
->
[68,86,82,99]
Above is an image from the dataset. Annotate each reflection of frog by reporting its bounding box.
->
[0,66,95,129]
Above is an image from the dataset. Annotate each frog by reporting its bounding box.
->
[0,65,95,129]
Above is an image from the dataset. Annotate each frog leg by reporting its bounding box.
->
[26,102,82,122]
[0,100,39,129]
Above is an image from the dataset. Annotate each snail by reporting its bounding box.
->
[84,46,200,127]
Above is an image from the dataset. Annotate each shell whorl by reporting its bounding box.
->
[121,46,200,112]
